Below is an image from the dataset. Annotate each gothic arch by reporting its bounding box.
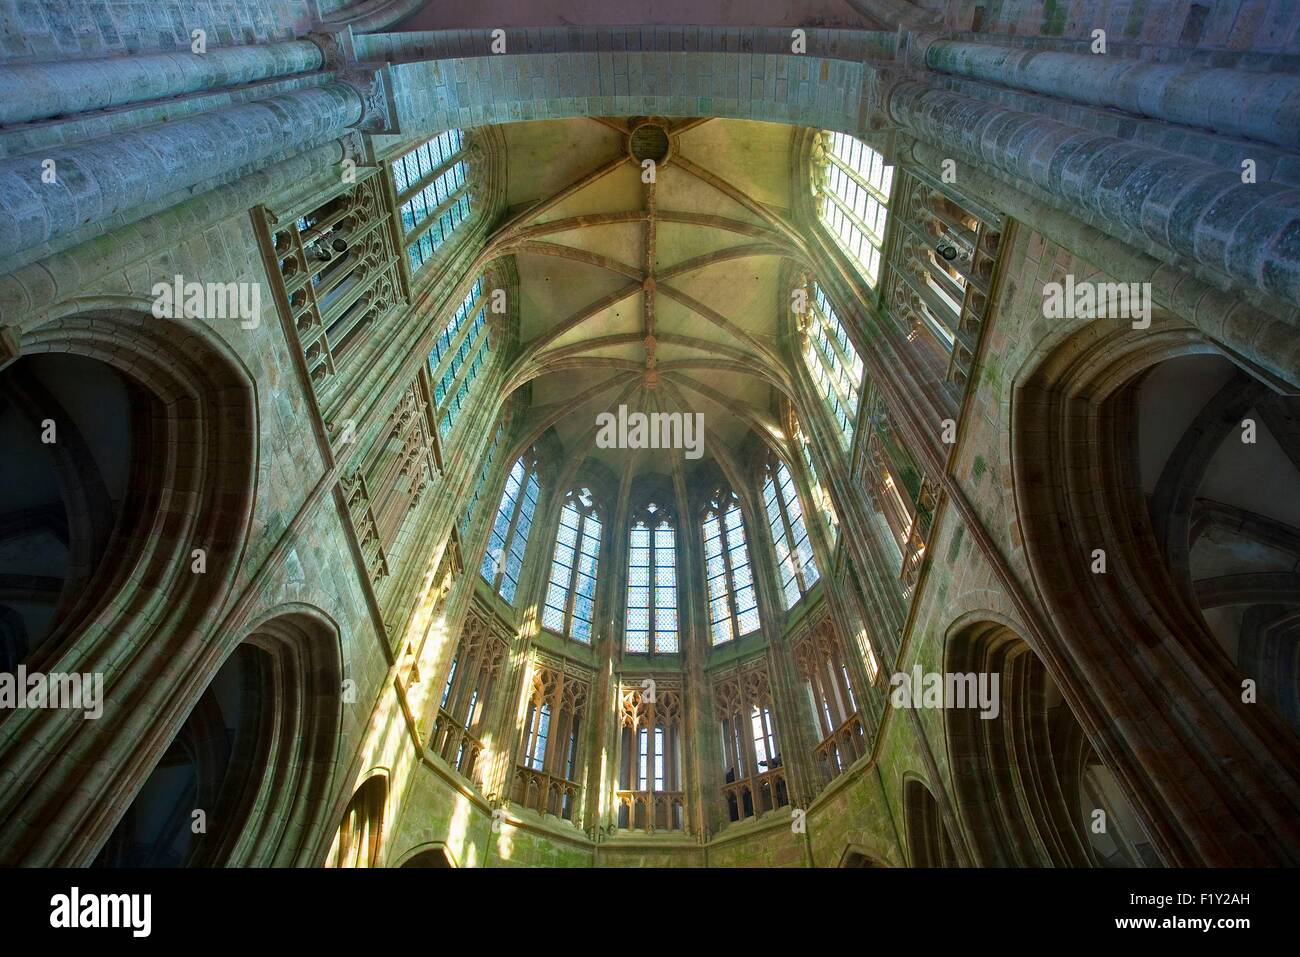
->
[943,617,1150,867]
[1011,319,1300,866]
[394,843,456,868]
[0,304,258,865]
[92,607,344,867]
[835,838,896,868]
[328,771,389,868]
[1137,354,1300,736]
[0,351,139,671]
[902,776,958,868]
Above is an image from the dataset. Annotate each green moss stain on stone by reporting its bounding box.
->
[1125,0,1149,39]
[1042,0,1067,36]
[947,525,966,564]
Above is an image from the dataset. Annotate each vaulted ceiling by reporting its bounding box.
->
[491,116,807,482]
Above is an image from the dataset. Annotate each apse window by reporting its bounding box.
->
[763,457,821,609]
[542,488,603,643]
[625,503,680,654]
[790,410,840,543]
[429,278,492,440]
[702,490,760,645]
[817,131,893,287]
[480,455,541,604]
[803,281,863,451]
[390,128,472,274]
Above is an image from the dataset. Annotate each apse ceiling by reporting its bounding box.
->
[495,116,805,480]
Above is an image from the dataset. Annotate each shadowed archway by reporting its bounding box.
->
[944,619,1151,867]
[93,610,344,867]
[1012,320,1300,866]
[0,306,258,866]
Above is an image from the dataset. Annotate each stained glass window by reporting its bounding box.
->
[763,457,821,609]
[480,455,540,604]
[542,488,602,643]
[390,129,472,274]
[803,281,863,451]
[702,489,760,645]
[819,131,892,287]
[624,503,679,654]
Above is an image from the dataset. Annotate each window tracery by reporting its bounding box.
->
[793,617,866,787]
[702,488,760,645]
[813,130,893,287]
[513,657,590,821]
[796,277,864,453]
[860,390,939,595]
[480,454,541,604]
[883,175,1005,401]
[542,487,602,643]
[762,453,821,609]
[258,173,405,394]
[714,661,789,823]
[625,501,680,654]
[390,129,473,274]
[432,604,509,785]
[616,681,686,832]
[428,276,497,441]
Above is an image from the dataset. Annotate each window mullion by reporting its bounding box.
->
[830,154,889,206]
[404,180,471,248]
[826,187,886,250]
[807,332,858,425]
[434,330,491,425]
[495,465,529,592]
[564,511,584,636]
[428,299,486,386]
[743,708,759,787]
[647,528,658,653]
[397,152,467,204]
[772,470,804,596]
[722,518,740,639]
[810,300,862,400]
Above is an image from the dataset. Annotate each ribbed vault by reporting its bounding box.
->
[488,116,807,482]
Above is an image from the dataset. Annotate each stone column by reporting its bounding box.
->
[887,80,1300,309]
[0,41,324,126]
[0,82,364,266]
[924,39,1300,151]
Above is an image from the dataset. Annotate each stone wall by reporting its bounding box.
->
[943,0,1300,53]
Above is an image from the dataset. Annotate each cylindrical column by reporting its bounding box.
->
[925,39,1300,151]
[888,81,1300,308]
[0,40,325,126]
[0,82,363,266]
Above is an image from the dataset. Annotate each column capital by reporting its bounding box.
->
[307,25,355,71]
[861,63,925,135]
[897,30,945,71]
[338,66,400,134]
